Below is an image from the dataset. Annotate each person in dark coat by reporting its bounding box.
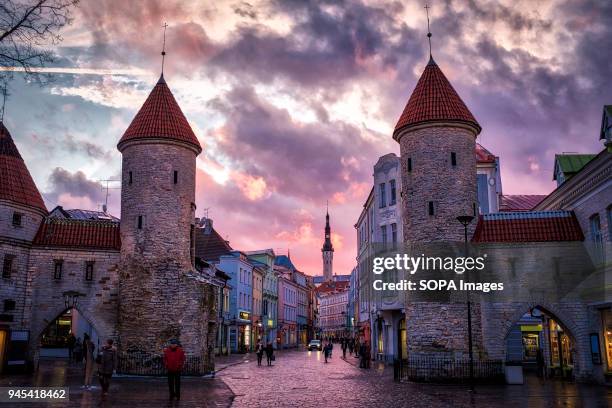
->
[341,340,348,359]
[163,339,186,401]
[265,342,274,366]
[67,334,76,361]
[323,342,331,363]
[536,348,545,378]
[256,341,264,366]
[348,339,354,356]
[97,339,116,396]
[359,343,367,368]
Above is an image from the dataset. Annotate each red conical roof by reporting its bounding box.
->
[0,122,47,213]
[117,75,202,153]
[393,57,480,140]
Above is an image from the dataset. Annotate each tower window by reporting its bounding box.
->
[174,170,178,184]
[128,171,133,185]
[3,255,14,278]
[407,157,412,172]
[137,215,144,230]
[85,261,94,281]
[451,152,457,166]
[53,260,63,280]
[428,201,435,216]
[12,212,22,227]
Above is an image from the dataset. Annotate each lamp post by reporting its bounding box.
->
[456,215,475,392]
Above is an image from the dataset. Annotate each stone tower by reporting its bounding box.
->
[321,208,334,281]
[393,57,481,242]
[117,74,216,370]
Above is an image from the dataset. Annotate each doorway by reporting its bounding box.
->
[0,329,7,373]
[397,318,407,360]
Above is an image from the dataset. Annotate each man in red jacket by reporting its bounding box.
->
[163,339,186,401]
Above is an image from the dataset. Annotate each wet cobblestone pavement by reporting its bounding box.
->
[1,353,611,407]
[219,350,612,408]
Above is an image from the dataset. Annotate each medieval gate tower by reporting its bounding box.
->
[117,74,216,369]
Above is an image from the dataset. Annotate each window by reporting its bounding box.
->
[407,157,412,172]
[390,179,397,205]
[137,215,143,229]
[53,260,63,280]
[173,170,178,184]
[379,183,387,208]
[85,261,94,281]
[477,174,489,214]
[128,171,133,185]
[451,152,457,166]
[12,212,22,227]
[391,223,398,249]
[607,205,612,240]
[2,255,14,278]
[428,201,435,216]
[3,299,15,312]
[591,214,602,243]
[381,225,387,245]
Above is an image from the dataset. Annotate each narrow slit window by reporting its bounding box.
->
[407,157,412,172]
[428,201,435,216]
[2,255,14,278]
[451,152,457,166]
[174,170,178,184]
[12,212,22,227]
[85,261,94,281]
[137,215,143,230]
[129,171,133,185]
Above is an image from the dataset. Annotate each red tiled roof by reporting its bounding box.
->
[499,195,547,212]
[0,122,47,213]
[316,280,349,295]
[394,58,481,139]
[475,143,496,164]
[33,218,121,249]
[472,211,584,243]
[117,75,202,153]
[195,224,233,262]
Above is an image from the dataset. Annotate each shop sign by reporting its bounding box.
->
[267,319,274,327]
[239,311,250,321]
[520,324,542,332]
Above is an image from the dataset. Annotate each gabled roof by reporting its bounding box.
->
[275,255,295,270]
[117,75,202,154]
[33,218,121,249]
[475,143,496,164]
[0,122,47,213]
[553,154,596,181]
[316,280,349,295]
[394,57,481,139]
[195,224,233,262]
[499,195,547,212]
[472,211,584,243]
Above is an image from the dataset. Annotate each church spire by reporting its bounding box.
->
[322,203,333,252]
[322,203,334,281]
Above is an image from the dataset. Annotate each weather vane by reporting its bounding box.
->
[161,22,168,74]
[425,4,432,58]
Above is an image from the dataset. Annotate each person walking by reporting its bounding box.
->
[265,342,274,366]
[354,339,360,358]
[73,337,83,364]
[341,340,347,359]
[348,339,354,356]
[163,339,186,401]
[358,342,366,368]
[97,339,116,397]
[67,334,76,361]
[323,342,331,363]
[83,334,95,389]
[536,348,545,379]
[256,341,264,366]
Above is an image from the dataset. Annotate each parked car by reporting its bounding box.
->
[308,339,322,351]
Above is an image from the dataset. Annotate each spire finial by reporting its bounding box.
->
[326,199,329,215]
[161,22,168,75]
[424,4,432,58]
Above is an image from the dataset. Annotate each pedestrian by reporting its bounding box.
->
[323,342,331,363]
[536,348,545,378]
[348,339,354,355]
[163,339,186,401]
[341,340,347,359]
[67,333,76,361]
[97,339,116,397]
[83,334,95,389]
[73,337,83,364]
[256,341,264,366]
[329,341,333,358]
[265,342,274,366]
[358,342,365,368]
[354,339,360,358]
[365,342,371,369]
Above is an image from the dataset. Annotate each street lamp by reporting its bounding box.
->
[63,290,83,309]
[456,215,475,392]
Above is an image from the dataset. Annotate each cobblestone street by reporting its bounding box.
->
[1,353,611,407]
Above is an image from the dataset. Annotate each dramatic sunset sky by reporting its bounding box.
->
[4,0,611,275]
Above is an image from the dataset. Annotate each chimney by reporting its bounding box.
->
[204,218,213,235]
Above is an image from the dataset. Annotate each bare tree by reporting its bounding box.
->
[0,0,79,95]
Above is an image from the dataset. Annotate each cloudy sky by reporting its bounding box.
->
[4,0,611,275]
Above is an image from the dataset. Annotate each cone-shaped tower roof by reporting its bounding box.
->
[393,57,481,140]
[117,74,202,153]
[322,208,333,252]
[0,122,47,213]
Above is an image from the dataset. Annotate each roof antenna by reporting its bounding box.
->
[161,22,168,76]
[424,4,433,59]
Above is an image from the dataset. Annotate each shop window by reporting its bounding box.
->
[85,261,94,281]
[603,310,612,372]
[590,333,602,365]
[53,260,63,280]
[2,255,14,278]
[12,212,22,227]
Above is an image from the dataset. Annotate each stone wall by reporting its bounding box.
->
[24,247,120,361]
[397,125,477,242]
